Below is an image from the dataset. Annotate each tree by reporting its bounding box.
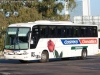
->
[36,0,76,20]
[37,0,64,19]
[58,0,76,11]
[0,12,8,28]
[67,0,77,11]
[0,12,7,51]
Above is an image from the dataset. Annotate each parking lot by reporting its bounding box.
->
[0,56,100,75]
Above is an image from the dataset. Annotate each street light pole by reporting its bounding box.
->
[83,0,90,16]
[65,0,69,15]
[87,0,90,16]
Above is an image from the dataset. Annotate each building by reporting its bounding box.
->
[65,0,90,21]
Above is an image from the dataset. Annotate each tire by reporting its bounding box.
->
[19,60,28,63]
[81,49,87,60]
[39,51,49,63]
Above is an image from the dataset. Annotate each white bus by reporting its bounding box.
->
[3,20,99,63]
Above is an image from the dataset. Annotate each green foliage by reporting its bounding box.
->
[0,36,5,51]
[38,0,64,19]
[7,7,42,23]
[68,0,77,11]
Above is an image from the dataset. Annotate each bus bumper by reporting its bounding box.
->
[4,54,39,61]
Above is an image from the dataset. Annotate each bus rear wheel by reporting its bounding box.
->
[39,51,49,63]
[81,49,87,60]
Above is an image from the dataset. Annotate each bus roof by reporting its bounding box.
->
[8,20,98,27]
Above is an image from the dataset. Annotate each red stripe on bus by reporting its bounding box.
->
[80,39,97,44]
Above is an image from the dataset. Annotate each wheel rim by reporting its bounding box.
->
[83,51,86,57]
[41,54,47,60]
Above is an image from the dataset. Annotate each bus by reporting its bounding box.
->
[3,20,99,63]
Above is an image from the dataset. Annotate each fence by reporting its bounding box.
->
[73,16,100,30]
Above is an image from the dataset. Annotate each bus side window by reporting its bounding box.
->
[44,27,48,38]
[67,28,70,37]
[53,26,57,37]
[40,28,45,38]
[40,26,49,38]
[48,27,52,37]
[73,27,80,37]
[51,27,55,38]
[93,26,98,37]
[73,27,77,37]
[65,27,68,37]
[76,27,80,37]
[32,26,39,37]
[67,27,73,37]
[61,26,65,37]
[87,27,93,37]
[57,28,61,37]
[45,26,53,38]
[80,27,87,37]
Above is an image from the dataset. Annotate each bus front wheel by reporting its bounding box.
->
[39,51,49,63]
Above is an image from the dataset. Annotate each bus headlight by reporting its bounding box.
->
[23,51,28,55]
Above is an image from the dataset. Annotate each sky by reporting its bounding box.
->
[76,0,100,16]
[60,0,100,16]
[90,0,100,16]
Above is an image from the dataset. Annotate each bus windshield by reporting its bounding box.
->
[4,27,30,50]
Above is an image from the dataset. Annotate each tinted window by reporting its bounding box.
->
[33,25,98,38]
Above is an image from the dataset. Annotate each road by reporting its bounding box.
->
[0,56,100,75]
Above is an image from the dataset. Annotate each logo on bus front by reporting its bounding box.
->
[61,39,80,45]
